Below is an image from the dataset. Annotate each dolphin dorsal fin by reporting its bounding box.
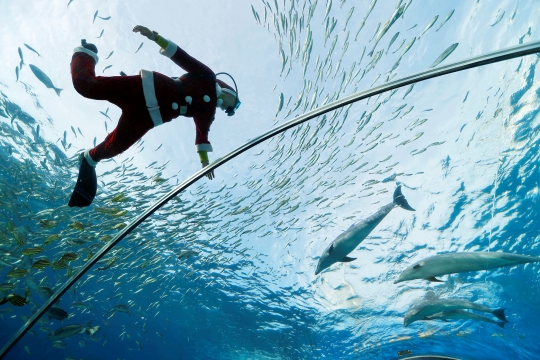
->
[340,256,356,262]
[425,276,443,283]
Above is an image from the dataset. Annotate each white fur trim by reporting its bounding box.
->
[84,149,98,167]
[215,82,222,96]
[196,143,213,152]
[139,69,163,127]
[159,40,178,58]
[73,46,99,64]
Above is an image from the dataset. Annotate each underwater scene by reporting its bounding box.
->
[1,0,540,359]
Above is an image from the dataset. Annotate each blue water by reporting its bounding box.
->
[1,0,540,359]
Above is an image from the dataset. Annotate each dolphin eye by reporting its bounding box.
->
[413,262,423,270]
[329,244,334,254]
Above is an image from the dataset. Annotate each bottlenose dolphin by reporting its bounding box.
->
[426,309,507,329]
[29,64,63,97]
[315,185,414,275]
[395,252,540,283]
[404,297,507,327]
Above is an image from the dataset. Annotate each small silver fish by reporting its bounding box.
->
[15,66,19,82]
[92,10,98,23]
[97,29,104,38]
[436,9,454,31]
[105,51,114,60]
[67,0,74,7]
[98,16,111,20]
[418,15,438,38]
[24,44,41,57]
[103,65,112,73]
[430,43,458,68]
[135,42,144,54]
[18,47,24,68]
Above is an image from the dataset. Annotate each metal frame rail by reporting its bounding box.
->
[2,41,540,359]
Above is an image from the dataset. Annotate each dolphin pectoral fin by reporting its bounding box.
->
[425,276,443,282]
[493,308,507,322]
[340,256,357,262]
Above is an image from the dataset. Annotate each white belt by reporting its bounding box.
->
[139,69,163,127]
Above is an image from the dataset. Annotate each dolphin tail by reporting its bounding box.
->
[54,88,63,97]
[393,185,415,211]
[493,308,507,322]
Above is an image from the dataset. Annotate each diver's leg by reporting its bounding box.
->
[70,49,145,106]
[88,109,154,163]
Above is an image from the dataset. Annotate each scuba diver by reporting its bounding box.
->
[68,25,241,207]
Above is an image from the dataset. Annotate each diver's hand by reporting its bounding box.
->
[133,25,156,41]
[202,161,214,180]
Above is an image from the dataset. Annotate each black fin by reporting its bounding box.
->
[68,154,97,208]
[329,244,334,254]
[340,256,356,262]
[497,322,506,329]
[493,308,507,322]
[425,276,443,282]
[393,185,415,211]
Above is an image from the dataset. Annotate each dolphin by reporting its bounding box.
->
[315,185,414,275]
[395,252,540,283]
[29,64,63,97]
[404,298,507,327]
[426,309,507,329]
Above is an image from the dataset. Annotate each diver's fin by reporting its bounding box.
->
[340,256,356,262]
[493,308,507,322]
[425,276,443,282]
[393,185,415,211]
[496,322,506,329]
[68,153,97,208]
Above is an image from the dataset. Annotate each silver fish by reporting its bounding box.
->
[490,10,505,27]
[105,51,114,60]
[98,16,111,20]
[46,307,69,321]
[135,42,144,54]
[404,298,507,327]
[386,32,399,54]
[18,47,24,68]
[92,10,98,24]
[315,186,414,275]
[103,65,112,73]
[368,3,405,56]
[395,252,540,283]
[15,66,19,82]
[418,15,438,38]
[97,29,104,38]
[436,9,454,32]
[29,64,62,96]
[430,43,458,68]
[24,44,41,57]
[67,0,74,7]
[47,321,100,340]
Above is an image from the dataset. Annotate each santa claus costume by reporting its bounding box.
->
[68,31,239,207]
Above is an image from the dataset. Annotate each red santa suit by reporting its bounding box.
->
[70,40,235,165]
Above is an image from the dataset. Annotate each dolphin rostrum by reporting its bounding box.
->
[395,252,540,283]
[404,297,507,327]
[315,185,414,275]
